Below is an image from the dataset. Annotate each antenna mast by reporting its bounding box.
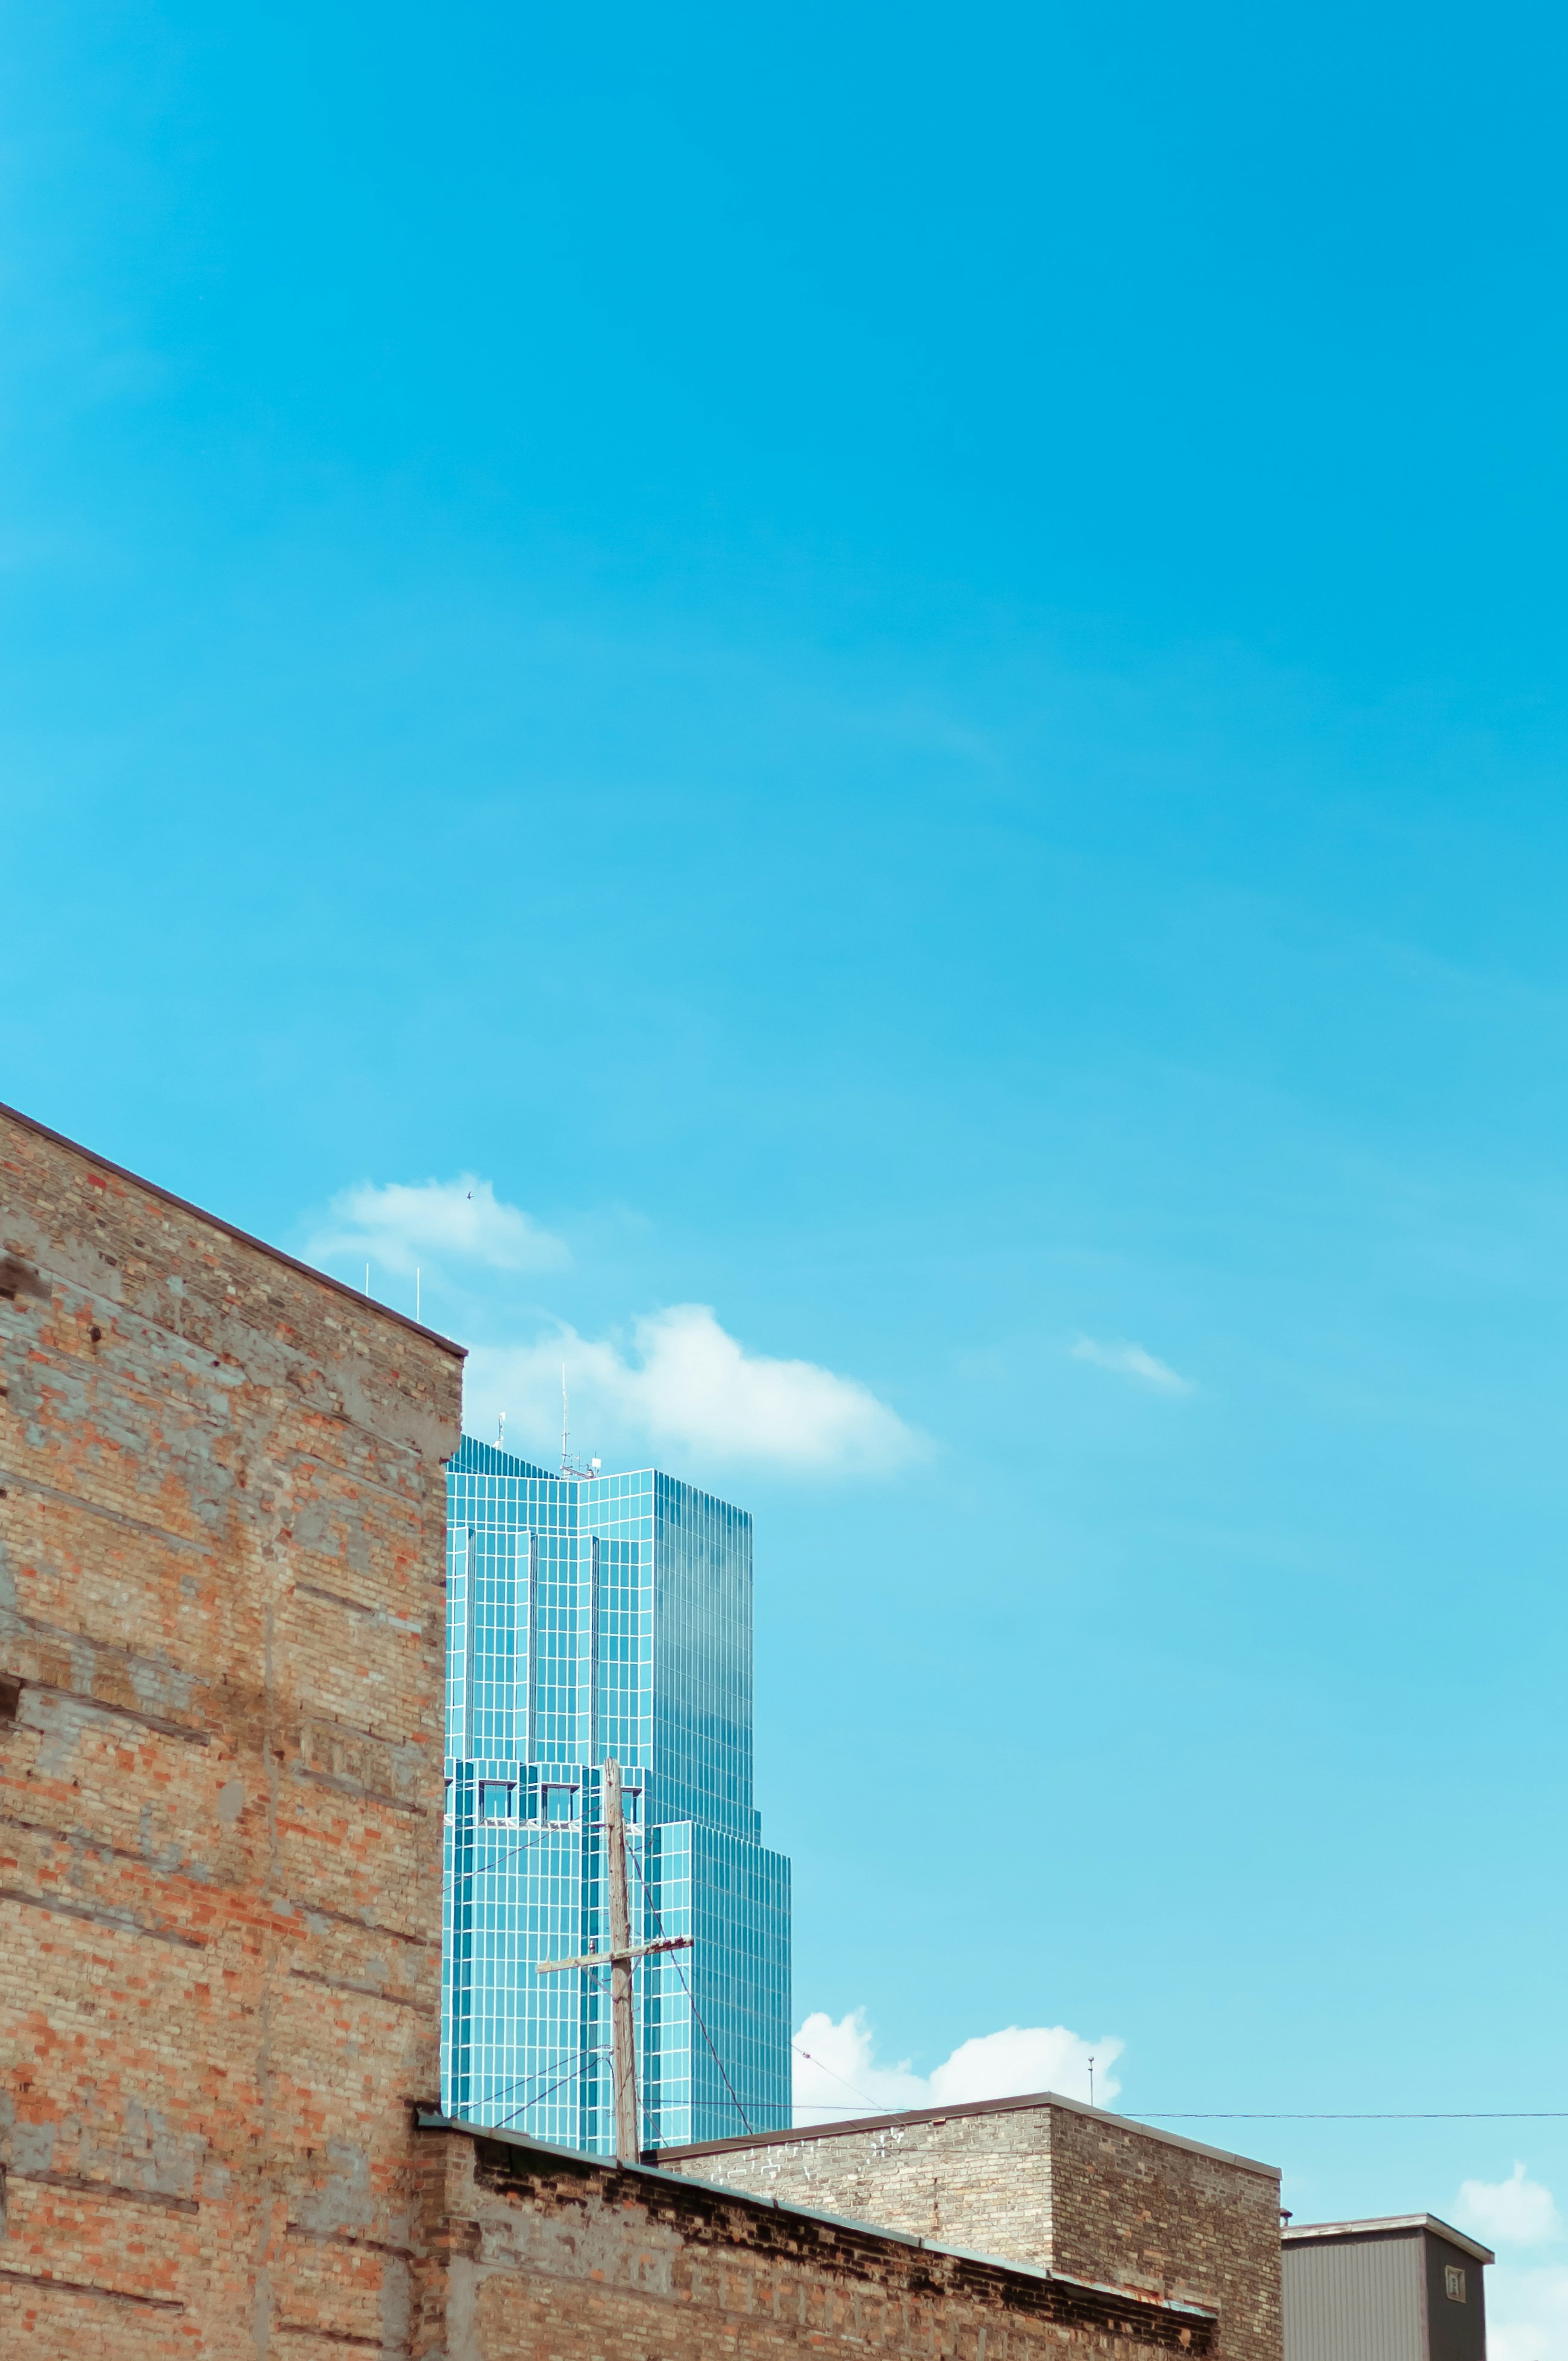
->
[560,1362,569,1479]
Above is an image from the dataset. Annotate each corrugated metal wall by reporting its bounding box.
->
[1284,2233,1426,2361]
[1426,2231,1488,2361]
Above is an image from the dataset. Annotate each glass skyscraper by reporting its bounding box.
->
[440,1436,791,2153]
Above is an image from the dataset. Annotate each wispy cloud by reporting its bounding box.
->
[466,1307,920,1476]
[1459,2163,1562,2249]
[307,1171,916,1476]
[1070,1334,1194,1395]
[792,2010,1123,2126]
[306,1174,568,1277]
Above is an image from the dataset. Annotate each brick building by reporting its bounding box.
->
[657,2093,1284,2361]
[0,1102,464,2354]
[0,1099,1282,2359]
[416,2119,1220,2361]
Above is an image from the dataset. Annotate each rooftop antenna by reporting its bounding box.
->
[560,1362,569,1479]
[497,1411,506,1451]
[1088,2055,1096,2107]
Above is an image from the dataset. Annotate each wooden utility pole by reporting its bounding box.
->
[537,1759,691,2164]
[603,1759,638,2161]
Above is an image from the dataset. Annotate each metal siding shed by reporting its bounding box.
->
[1425,2225,1488,2361]
[1283,2216,1493,2361]
[1284,2230,1426,2361]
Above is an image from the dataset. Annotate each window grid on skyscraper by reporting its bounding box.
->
[441,1436,790,2152]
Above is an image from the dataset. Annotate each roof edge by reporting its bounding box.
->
[448,1435,756,1515]
[648,2087,1279,2180]
[0,1099,465,1358]
[1282,2214,1494,2265]
[415,2110,1217,2319]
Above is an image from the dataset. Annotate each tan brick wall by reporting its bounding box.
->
[1050,2107,1281,2361]
[0,1106,464,2357]
[659,2099,1283,2361]
[421,2127,1217,2361]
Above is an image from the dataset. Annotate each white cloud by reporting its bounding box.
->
[1455,2169,1565,2361]
[307,1174,568,1277]
[1485,2263,1568,2361]
[1459,2165,1563,2249]
[792,2010,1123,2127]
[466,1306,919,1476]
[1070,1334,1194,1394]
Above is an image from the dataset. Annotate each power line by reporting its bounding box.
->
[785,2087,1568,2126]
[1127,2111,1568,2122]
[478,2041,591,2114]
[791,2044,883,2114]
[494,2046,609,2129]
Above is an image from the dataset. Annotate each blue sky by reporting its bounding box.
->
[7,2,1568,2345]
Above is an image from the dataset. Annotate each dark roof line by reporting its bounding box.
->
[650,2086,1279,2180]
[1283,2214,1494,2265]
[0,1099,465,1358]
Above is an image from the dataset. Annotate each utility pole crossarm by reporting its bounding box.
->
[536,1933,692,1976]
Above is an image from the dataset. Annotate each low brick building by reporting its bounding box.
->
[416,2114,1218,2360]
[0,1099,1281,2360]
[655,2090,1284,2361]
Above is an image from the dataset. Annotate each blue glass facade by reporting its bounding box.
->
[441,1436,791,2152]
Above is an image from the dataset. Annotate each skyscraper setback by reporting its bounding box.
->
[441,1436,791,2151]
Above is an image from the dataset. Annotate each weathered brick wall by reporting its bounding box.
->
[419,2125,1216,2361]
[1048,2107,1281,2361]
[661,2104,1059,2263]
[0,1105,464,2357]
[658,2099,1283,2361]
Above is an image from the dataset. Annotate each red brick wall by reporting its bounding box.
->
[0,1107,463,2357]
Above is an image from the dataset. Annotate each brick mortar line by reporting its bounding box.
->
[4,2166,201,2215]
[0,2263,186,2312]
[0,1816,431,1947]
[274,2322,399,2349]
[286,2222,418,2260]
[292,1767,427,1817]
[0,1465,213,1558]
[279,1449,431,1510]
[10,1676,212,1747]
[283,1896,431,1948]
[0,1882,207,1949]
[303,1707,428,1750]
[0,1605,215,1695]
[289,1967,434,2014]
[293,1582,425,1633]
[0,1805,210,1875]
